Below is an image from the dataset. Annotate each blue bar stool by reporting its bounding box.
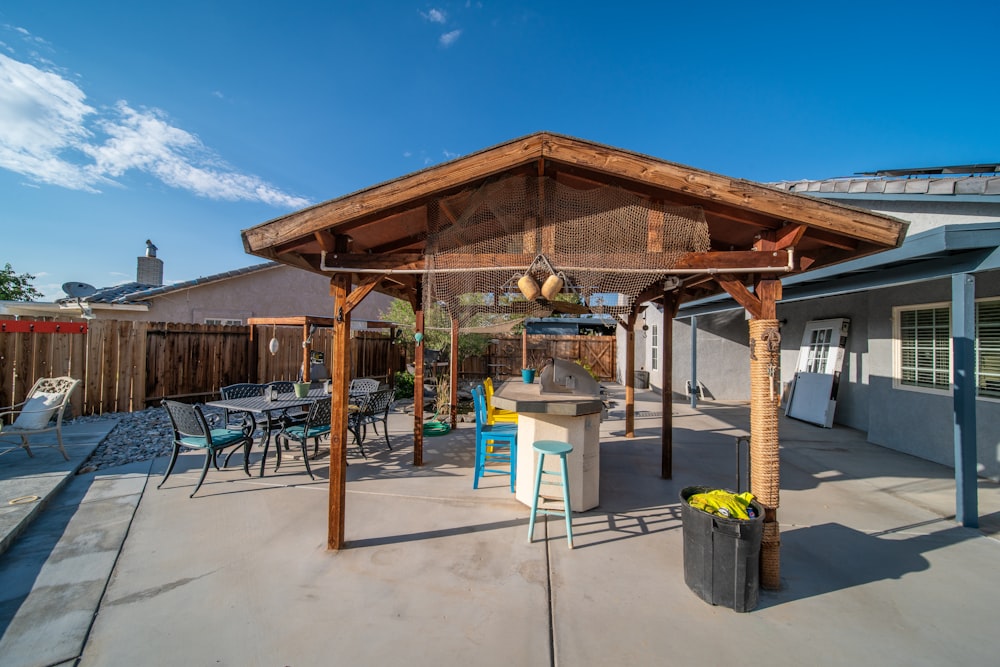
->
[527,440,574,549]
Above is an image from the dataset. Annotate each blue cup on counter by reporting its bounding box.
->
[521,368,536,384]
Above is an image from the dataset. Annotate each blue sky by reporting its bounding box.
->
[2,1,997,300]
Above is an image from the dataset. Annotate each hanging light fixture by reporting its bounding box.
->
[269,323,279,355]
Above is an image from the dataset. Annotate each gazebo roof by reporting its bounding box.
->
[241,132,907,306]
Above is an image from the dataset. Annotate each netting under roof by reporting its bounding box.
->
[423,174,710,329]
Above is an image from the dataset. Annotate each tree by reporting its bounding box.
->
[379,297,512,364]
[0,263,44,301]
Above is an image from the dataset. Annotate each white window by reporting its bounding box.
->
[896,304,951,392]
[650,325,659,370]
[976,299,1000,399]
[204,318,243,326]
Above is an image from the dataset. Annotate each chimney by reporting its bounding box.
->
[137,239,163,286]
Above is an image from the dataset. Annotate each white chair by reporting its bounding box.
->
[0,376,81,460]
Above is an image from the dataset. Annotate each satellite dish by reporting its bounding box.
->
[62,282,97,298]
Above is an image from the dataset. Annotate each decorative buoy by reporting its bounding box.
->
[540,274,564,300]
[269,337,280,355]
[517,274,540,300]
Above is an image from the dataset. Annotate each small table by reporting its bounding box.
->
[207,387,328,477]
[492,380,603,511]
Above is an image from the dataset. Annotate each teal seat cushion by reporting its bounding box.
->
[284,424,331,439]
[180,429,248,449]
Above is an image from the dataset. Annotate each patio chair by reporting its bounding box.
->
[349,378,380,396]
[348,388,395,457]
[159,400,253,498]
[264,381,308,447]
[471,385,517,492]
[276,398,332,480]
[483,377,518,425]
[0,376,81,461]
[219,383,264,432]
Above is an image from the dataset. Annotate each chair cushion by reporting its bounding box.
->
[180,429,248,449]
[12,392,62,430]
[283,424,331,440]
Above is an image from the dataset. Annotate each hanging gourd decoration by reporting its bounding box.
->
[517,273,540,300]
[268,324,279,355]
[414,332,424,346]
[540,273,564,300]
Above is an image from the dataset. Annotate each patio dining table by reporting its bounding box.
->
[207,387,333,477]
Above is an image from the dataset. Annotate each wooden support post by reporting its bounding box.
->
[302,322,311,382]
[413,295,425,467]
[625,310,637,438]
[450,317,459,430]
[661,290,680,479]
[748,276,782,590]
[522,327,528,370]
[327,275,352,551]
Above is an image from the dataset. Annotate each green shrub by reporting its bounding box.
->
[393,371,415,398]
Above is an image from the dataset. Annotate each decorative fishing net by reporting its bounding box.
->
[423,174,710,329]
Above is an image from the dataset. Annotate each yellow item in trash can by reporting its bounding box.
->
[687,489,757,520]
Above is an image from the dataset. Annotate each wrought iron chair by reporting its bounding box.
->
[276,398,332,480]
[159,400,253,497]
[264,381,308,448]
[219,383,264,433]
[348,388,395,457]
[349,377,380,396]
[0,376,81,461]
[471,385,517,491]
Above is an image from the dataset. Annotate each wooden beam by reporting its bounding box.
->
[625,309,637,438]
[773,224,807,250]
[715,275,763,320]
[541,134,907,248]
[328,274,352,551]
[413,291,425,467]
[314,230,337,252]
[450,318,459,430]
[343,275,385,314]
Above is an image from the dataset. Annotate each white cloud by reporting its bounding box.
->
[440,29,462,46]
[0,51,309,208]
[422,9,447,24]
[442,149,458,159]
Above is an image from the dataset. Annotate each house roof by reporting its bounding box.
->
[55,262,279,305]
[771,173,1000,201]
[679,222,1000,317]
[241,131,908,310]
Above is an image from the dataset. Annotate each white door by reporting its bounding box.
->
[786,318,850,427]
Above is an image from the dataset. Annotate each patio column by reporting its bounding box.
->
[748,278,782,590]
[328,275,352,550]
[952,272,978,528]
[625,309,637,438]
[661,290,680,479]
[450,317,459,429]
[412,291,425,466]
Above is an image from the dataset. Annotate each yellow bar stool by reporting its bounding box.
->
[527,440,574,549]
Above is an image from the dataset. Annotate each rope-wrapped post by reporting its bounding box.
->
[749,318,781,589]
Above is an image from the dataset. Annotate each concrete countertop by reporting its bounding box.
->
[492,380,603,416]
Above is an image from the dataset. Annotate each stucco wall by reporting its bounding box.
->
[854,199,1000,237]
[680,271,1000,480]
[670,310,749,400]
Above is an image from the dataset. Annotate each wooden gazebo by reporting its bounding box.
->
[241,132,907,587]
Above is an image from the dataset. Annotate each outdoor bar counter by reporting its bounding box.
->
[492,379,602,511]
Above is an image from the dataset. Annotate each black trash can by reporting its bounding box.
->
[680,486,764,612]
[634,370,649,389]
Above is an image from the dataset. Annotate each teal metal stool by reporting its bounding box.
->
[527,440,574,549]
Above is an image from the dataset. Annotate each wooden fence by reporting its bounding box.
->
[0,319,402,416]
[0,319,615,416]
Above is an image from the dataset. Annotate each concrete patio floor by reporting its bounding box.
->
[2,386,1000,666]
